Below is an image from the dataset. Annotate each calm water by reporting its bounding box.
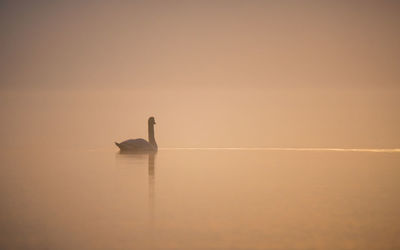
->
[1,148,400,250]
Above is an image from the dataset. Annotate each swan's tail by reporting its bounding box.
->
[115,142,121,149]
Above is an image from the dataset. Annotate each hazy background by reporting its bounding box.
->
[1,0,399,149]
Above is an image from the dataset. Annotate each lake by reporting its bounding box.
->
[1,148,399,249]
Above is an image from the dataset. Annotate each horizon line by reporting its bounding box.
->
[159,147,400,153]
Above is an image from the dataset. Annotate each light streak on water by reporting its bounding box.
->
[160,147,400,153]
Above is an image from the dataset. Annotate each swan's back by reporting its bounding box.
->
[115,138,155,152]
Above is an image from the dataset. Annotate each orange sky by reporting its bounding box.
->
[0,1,399,148]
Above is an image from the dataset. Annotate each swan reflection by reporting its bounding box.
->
[115,151,157,225]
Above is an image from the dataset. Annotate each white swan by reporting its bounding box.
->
[115,117,158,152]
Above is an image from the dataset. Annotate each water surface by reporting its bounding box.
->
[1,149,399,249]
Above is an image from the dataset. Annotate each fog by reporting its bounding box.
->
[1,1,399,149]
[1,3,400,249]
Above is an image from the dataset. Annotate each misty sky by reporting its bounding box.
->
[0,1,399,148]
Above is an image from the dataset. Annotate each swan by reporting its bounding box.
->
[115,117,158,152]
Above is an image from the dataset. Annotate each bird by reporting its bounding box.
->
[115,117,158,152]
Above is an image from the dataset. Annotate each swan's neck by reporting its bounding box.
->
[148,123,157,149]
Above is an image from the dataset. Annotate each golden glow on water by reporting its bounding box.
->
[1,149,400,249]
[162,148,400,153]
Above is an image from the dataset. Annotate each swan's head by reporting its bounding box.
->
[148,117,156,125]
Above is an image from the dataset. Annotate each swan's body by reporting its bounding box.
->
[115,139,155,151]
[115,117,158,152]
